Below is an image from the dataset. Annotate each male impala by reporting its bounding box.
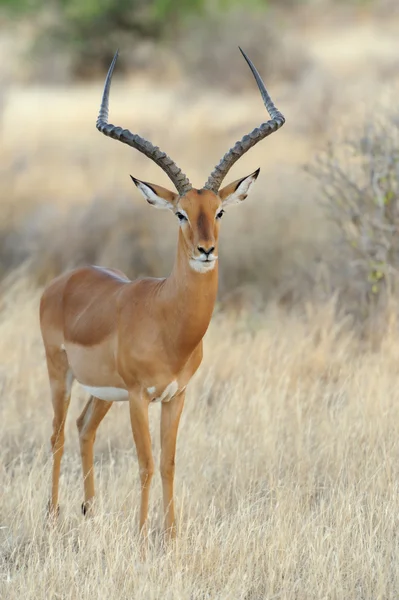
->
[40,48,285,538]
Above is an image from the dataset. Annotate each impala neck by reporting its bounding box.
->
[164,230,218,356]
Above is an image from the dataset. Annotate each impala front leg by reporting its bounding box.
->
[129,390,154,540]
[160,390,185,539]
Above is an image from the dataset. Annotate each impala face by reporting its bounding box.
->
[177,190,221,273]
[132,169,260,274]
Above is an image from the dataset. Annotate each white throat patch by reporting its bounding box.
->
[189,259,217,274]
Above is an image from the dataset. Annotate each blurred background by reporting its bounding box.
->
[1,0,399,328]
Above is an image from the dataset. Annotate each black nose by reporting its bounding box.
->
[198,246,215,257]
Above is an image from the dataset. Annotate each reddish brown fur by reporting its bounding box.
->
[40,178,255,543]
[196,211,211,242]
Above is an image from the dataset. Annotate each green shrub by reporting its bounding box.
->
[308,105,399,320]
[0,0,261,76]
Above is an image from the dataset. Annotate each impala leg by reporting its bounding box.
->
[46,349,74,516]
[160,391,185,539]
[49,383,71,515]
[129,391,154,540]
[76,395,113,515]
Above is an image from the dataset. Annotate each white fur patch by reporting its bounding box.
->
[135,180,173,211]
[81,385,128,402]
[176,209,189,223]
[222,172,258,207]
[151,380,179,403]
[147,386,156,395]
[189,258,217,273]
[66,370,74,396]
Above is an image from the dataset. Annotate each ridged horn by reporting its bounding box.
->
[96,50,192,196]
[204,47,285,193]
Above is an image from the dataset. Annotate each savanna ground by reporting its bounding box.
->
[1,2,399,598]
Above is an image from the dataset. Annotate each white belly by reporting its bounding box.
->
[80,384,129,402]
[80,380,181,403]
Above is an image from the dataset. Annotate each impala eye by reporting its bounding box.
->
[176,212,187,222]
[216,210,224,220]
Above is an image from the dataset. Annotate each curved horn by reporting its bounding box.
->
[204,47,285,193]
[96,50,192,196]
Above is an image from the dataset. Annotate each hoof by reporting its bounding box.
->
[81,501,93,516]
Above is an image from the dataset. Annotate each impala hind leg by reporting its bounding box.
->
[129,391,154,541]
[46,348,74,516]
[76,395,113,515]
[160,391,185,539]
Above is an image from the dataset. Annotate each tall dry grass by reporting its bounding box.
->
[1,282,399,598]
[2,7,399,598]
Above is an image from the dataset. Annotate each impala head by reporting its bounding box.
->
[96,47,285,273]
[130,168,260,272]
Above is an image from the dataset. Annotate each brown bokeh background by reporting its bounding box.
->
[1,0,398,317]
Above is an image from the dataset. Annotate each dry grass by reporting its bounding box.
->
[2,7,399,598]
[1,282,399,598]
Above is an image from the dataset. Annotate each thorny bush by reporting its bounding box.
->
[308,106,399,321]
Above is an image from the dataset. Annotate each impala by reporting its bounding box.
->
[40,48,285,538]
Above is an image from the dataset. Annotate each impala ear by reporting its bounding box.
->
[130,176,178,210]
[219,168,260,207]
